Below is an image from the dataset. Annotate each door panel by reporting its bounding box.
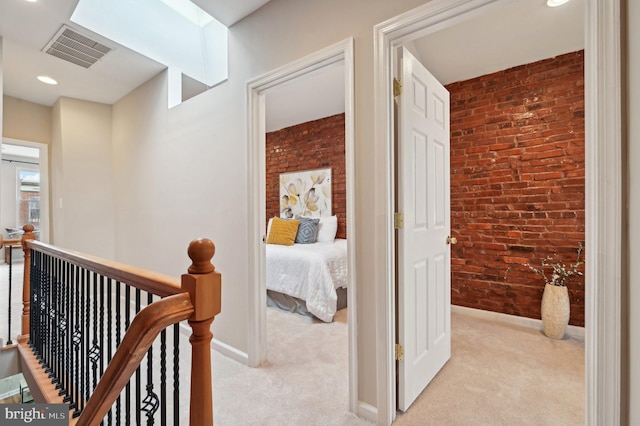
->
[397,46,451,412]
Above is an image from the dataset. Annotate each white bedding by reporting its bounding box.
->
[266,238,347,322]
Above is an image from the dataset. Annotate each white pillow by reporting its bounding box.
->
[316,215,338,243]
[267,217,275,238]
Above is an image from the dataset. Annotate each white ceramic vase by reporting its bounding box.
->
[540,283,570,339]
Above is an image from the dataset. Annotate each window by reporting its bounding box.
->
[17,169,40,226]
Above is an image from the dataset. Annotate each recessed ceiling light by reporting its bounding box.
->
[547,0,571,7]
[24,0,38,3]
[37,76,58,85]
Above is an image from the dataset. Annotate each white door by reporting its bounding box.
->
[396,46,451,412]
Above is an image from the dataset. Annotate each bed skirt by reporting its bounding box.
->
[267,287,347,321]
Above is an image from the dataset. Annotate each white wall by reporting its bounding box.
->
[2,96,52,145]
[51,97,115,258]
[109,0,428,409]
[627,0,639,422]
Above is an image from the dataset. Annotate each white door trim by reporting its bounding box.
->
[373,0,621,424]
[246,37,358,414]
[584,1,622,423]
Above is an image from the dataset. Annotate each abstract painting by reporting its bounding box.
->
[279,168,332,218]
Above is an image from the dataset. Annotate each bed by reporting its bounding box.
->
[265,215,347,322]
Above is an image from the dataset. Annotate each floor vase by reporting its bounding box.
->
[540,283,570,339]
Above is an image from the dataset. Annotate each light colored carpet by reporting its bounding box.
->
[2,263,584,425]
[211,307,368,425]
[393,313,585,426]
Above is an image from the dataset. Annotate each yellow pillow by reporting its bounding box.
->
[266,218,300,246]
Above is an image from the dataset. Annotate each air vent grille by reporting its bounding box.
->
[43,25,113,69]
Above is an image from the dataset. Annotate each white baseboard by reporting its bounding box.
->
[177,323,249,365]
[451,305,585,341]
[211,338,249,365]
[357,401,377,424]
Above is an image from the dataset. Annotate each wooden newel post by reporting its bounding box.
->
[182,238,221,426]
[19,224,36,343]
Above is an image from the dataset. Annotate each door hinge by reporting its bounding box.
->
[395,343,404,361]
[394,212,404,229]
[393,78,402,97]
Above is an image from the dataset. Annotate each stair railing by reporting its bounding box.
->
[17,225,221,425]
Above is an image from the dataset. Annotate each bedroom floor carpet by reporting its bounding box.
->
[210,307,367,426]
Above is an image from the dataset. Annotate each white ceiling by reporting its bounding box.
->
[411,0,584,86]
[0,0,269,107]
[264,0,583,132]
[265,61,345,132]
[0,0,583,131]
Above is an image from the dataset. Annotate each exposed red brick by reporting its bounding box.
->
[266,114,347,239]
[447,51,585,327]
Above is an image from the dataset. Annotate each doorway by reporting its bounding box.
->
[0,138,50,245]
[375,0,622,424]
[247,38,357,412]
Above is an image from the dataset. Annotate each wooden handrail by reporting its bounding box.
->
[23,240,182,297]
[76,293,194,425]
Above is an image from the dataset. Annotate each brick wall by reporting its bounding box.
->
[266,113,346,239]
[447,50,585,326]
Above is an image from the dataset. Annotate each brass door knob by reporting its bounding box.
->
[447,236,457,245]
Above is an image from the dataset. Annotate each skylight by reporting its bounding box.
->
[160,0,213,27]
[71,0,228,106]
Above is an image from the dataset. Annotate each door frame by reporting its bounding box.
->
[1,137,51,244]
[246,37,357,413]
[374,0,621,424]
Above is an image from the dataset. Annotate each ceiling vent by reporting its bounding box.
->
[43,25,113,69]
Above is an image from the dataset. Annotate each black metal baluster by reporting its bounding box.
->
[135,288,141,426]
[107,277,113,426]
[99,275,105,378]
[59,259,67,396]
[125,285,131,425]
[38,253,47,368]
[58,259,68,400]
[31,251,39,357]
[48,257,56,380]
[142,292,159,425]
[28,251,36,349]
[44,254,52,368]
[82,268,90,412]
[52,257,60,387]
[173,323,180,426]
[115,281,122,426]
[28,251,37,349]
[72,264,81,418]
[6,244,13,345]
[90,272,100,392]
[55,257,62,387]
[45,255,55,375]
[69,264,79,415]
[33,251,43,360]
[160,329,167,426]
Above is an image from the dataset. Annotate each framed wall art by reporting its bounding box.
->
[279,168,332,218]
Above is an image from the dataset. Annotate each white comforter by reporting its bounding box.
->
[266,239,347,322]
